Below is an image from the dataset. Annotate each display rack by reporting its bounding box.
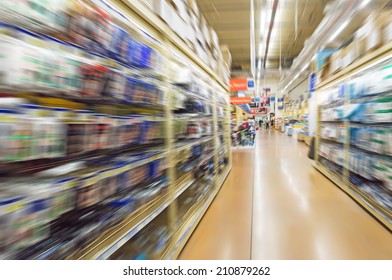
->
[314,45,392,231]
[0,0,231,260]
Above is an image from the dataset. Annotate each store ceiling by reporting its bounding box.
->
[197,0,332,76]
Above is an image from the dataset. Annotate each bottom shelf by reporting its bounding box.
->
[313,162,392,231]
[162,164,232,259]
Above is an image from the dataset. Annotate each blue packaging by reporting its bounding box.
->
[139,44,152,68]
[110,25,129,62]
[126,37,141,67]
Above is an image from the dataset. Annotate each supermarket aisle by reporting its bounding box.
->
[252,129,392,259]
[180,129,392,260]
[179,149,254,259]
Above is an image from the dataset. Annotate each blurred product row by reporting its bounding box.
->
[0,0,231,260]
[317,56,392,227]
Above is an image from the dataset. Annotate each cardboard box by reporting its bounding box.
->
[187,0,200,18]
[210,27,219,47]
[172,0,188,22]
[221,45,232,68]
[330,51,341,74]
[202,24,211,47]
[362,10,392,52]
[153,0,174,23]
[383,22,392,43]
[189,10,199,29]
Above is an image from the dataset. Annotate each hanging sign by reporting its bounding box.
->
[278,98,284,110]
[230,97,252,104]
[247,79,255,89]
[230,78,248,92]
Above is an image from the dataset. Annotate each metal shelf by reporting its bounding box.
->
[161,164,232,259]
[69,173,196,260]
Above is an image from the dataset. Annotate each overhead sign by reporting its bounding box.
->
[278,98,284,110]
[230,78,248,92]
[230,97,252,105]
[230,78,255,92]
[247,79,255,89]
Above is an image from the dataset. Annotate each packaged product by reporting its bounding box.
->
[76,172,100,209]
[104,68,127,100]
[0,196,27,258]
[0,109,34,162]
[108,25,129,61]
[98,168,119,200]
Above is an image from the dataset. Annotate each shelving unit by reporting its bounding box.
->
[314,45,392,231]
[0,0,231,260]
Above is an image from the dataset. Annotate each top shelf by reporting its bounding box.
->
[317,41,392,90]
[114,0,229,92]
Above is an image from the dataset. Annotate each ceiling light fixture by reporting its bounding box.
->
[359,0,371,9]
[300,63,309,73]
[328,20,349,42]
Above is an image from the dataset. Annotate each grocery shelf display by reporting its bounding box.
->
[0,0,231,260]
[314,46,392,231]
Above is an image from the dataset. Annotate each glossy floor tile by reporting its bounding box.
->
[252,130,392,260]
[179,129,392,260]
[179,149,254,260]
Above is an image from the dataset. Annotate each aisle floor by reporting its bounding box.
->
[179,129,392,260]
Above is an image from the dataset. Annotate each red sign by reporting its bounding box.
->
[230,97,252,105]
[250,108,259,115]
[230,78,248,92]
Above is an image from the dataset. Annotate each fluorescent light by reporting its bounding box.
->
[301,63,309,73]
[360,0,371,9]
[328,20,349,42]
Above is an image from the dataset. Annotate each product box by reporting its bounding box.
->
[202,23,211,47]
[172,0,188,22]
[329,50,341,74]
[210,27,219,47]
[187,0,200,18]
[153,0,175,25]
[221,45,232,69]
[383,22,392,43]
[185,23,196,47]
[189,10,199,30]
[361,10,392,53]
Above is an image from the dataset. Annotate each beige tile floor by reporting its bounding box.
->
[179,129,392,260]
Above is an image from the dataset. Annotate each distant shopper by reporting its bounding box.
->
[259,119,262,127]
[265,119,269,129]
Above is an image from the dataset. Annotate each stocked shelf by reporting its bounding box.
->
[315,46,392,230]
[314,163,392,231]
[0,0,232,260]
[318,41,392,90]
[162,164,231,260]
[114,0,229,92]
[70,173,195,260]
